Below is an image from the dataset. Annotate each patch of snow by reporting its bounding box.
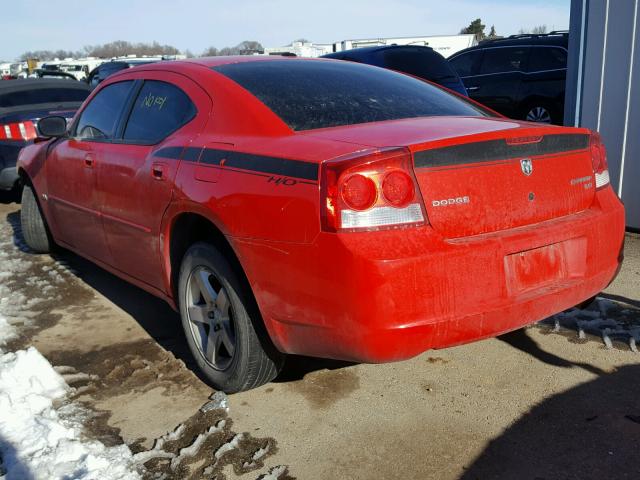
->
[0,347,140,479]
[257,465,288,480]
[201,390,229,413]
[243,444,271,468]
[169,420,226,470]
[0,315,17,351]
[252,444,269,461]
[214,433,244,461]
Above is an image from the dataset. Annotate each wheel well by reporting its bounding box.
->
[168,213,246,301]
[168,213,279,355]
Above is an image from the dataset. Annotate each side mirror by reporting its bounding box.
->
[36,116,68,138]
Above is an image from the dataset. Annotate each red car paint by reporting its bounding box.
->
[18,57,625,363]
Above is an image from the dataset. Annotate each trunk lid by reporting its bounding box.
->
[306,117,595,238]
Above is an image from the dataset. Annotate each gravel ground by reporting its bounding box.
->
[0,199,638,479]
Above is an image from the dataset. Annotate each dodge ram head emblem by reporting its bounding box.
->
[520,158,533,176]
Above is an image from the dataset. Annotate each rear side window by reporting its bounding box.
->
[213,60,486,131]
[449,51,481,77]
[527,47,567,72]
[0,88,89,108]
[380,48,458,82]
[123,81,196,144]
[479,48,529,74]
[75,81,133,140]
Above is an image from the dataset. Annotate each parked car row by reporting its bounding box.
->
[17,55,623,393]
[322,32,569,125]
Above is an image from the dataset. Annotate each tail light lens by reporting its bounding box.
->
[589,132,610,190]
[320,147,427,232]
[0,120,37,142]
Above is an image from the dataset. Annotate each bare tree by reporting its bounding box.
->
[201,46,219,57]
[82,40,180,58]
[518,25,548,35]
[19,49,81,61]
[201,41,264,57]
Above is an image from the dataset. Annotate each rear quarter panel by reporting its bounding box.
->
[172,133,368,243]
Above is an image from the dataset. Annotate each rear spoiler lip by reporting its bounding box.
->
[413,133,590,169]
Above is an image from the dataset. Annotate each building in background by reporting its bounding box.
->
[565,0,639,229]
[334,34,477,58]
[264,34,477,58]
[264,41,334,57]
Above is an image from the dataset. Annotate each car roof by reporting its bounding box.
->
[451,32,568,58]
[323,44,437,58]
[114,55,323,76]
[0,78,91,93]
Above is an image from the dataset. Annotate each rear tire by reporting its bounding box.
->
[178,242,284,393]
[20,184,53,253]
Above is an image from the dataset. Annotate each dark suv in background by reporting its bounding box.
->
[448,32,568,124]
[322,45,468,96]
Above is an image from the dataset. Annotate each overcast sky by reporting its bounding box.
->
[2,0,570,60]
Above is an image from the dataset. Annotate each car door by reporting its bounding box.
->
[464,47,530,118]
[448,50,482,95]
[96,73,211,289]
[46,80,134,263]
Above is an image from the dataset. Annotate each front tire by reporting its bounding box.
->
[178,242,284,393]
[20,184,53,253]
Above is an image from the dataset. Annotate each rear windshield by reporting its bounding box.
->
[213,60,487,131]
[0,88,89,108]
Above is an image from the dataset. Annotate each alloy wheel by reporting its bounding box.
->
[185,266,237,370]
[526,106,552,123]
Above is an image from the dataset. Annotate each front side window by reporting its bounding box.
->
[449,51,481,77]
[75,81,133,140]
[123,81,196,144]
[479,48,529,74]
[527,47,567,72]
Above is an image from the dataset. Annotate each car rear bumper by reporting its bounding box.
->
[233,187,625,363]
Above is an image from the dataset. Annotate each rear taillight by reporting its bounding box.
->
[0,120,37,142]
[320,147,427,232]
[589,132,610,190]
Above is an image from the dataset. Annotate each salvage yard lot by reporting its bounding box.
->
[1,199,639,479]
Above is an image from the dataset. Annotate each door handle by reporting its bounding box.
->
[466,86,480,92]
[151,163,166,180]
[84,153,94,168]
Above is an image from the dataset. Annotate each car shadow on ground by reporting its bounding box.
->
[459,362,640,480]
[498,328,608,375]
[600,292,640,309]
[6,209,354,386]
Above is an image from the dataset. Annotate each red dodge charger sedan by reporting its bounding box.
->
[18,56,624,392]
